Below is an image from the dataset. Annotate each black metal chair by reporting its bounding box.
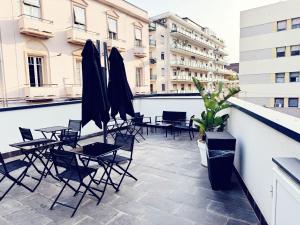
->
[19,127,34,141]
[173,115,195,140]
[100,133,136,191]
[67,120,82,140]
[60,130,79,149]
[0,153,32,201]
[127,113,148,143]
[50,149,100,217]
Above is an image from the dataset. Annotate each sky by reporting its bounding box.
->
[127,0,281,63]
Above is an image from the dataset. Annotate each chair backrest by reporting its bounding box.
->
[162,111,186,122]
[19,127,33,141]
[189,115,195,128]
[114,133,134,152]
[68,120,82,133]
[132,114,144,124]
[60,130,78,148]
[50,148,80,177]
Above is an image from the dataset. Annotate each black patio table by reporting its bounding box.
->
[9,139,61,191]
[35,126,68,140]
[146,122,173,137]
[67,142,121,197]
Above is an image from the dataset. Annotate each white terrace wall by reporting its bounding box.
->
[227,97,300,224]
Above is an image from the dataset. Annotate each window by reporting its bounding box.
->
[277,20,287,31]
[134,27,142,47]
[108,17,117,40]
[161,68,165,76]
[288,98,299,107]
[181,84,185,91]
[161,52,165,60]
[274,98,284,108]
[291,45,300,56]
[28,56,44,87]
[292,18,300,29]
[23,0,41,18]
[276,47,286,57]
[135,68,144,87]
[161,84,165,91]
[275,73,285,83]
[289,72,299,82]
[75,59,82,85]
[188,84,192,90]
[173,84,177,90]
[73,6,86,30]
[172,23,177,31]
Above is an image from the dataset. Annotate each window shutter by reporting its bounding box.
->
[135,28,142,40]
[74,6,86,25]
[108,18,117,33]
[24,0,40,7]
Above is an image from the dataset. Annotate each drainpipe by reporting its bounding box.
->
[0,29,8,107]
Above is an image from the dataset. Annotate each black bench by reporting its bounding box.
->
[155,111,187,125]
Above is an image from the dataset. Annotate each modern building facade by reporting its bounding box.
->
[240,0,300,108]
[148,12,236,94]
[0,0,150,101]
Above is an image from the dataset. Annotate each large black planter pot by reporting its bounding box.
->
[205,132,236,190]
[207,150,235,190]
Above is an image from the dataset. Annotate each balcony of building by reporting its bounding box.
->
[170,27,215,50]
[66,27,100,46]
[150,57,157,64]
[23,84,59,100]
[171,44,214,61]
[150,74,157,81]
[214,47,228,56]
[106,38,127,52]
[1,95,299,225]
[149,39,156,48]
[134,85,149,94]
[64,84,82,98]
[18,14,54,39]
[214,58,227,65]
[133,45,147,58]
[171,60,210,72]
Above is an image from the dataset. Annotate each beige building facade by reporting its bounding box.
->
[148,12,237,94]
[0,0,150,101]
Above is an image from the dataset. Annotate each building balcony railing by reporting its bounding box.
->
[135,85,149,94]
[150,57,157,64]
[150,75,157,80]
[214,58,227,65]
[171,60,211,72]
[170,27,215,49]
[214,68,234,75]
[18,14,54,39]
[64,84,82,97]
[214,48,228,56]
[106,38,127,52]
[23,84,58,99]
[133,45,147,58]
[171,44,214,61]
[66,26,100,46]
[149,39,156,48]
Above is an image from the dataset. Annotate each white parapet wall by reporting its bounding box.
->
[227,97,300,224]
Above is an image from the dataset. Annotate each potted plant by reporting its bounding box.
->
[192,77,240,167]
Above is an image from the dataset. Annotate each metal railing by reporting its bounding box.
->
[171,60,210,71]
[171,43,214,60]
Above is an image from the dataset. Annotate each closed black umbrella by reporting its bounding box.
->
[108,47,135,120]
[81,40,110,129]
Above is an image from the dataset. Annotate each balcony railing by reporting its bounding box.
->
[170,27,215,49]
[171,43,214,60]
[150,57,157,64]
[150,75,157,80]
[18,14,54,39]
[171,60,210,72]
[106,38,127,52]
[66,26,100,45]
[133,45,147,58]
[23,84,58,99]
[64,84,82,97]
[149,39,156,48]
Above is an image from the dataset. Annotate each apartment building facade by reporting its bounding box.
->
[0,0,150,101]
[240,0,300,108]
[148,12,236,94]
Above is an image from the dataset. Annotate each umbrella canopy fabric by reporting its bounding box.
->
[81,40,110,129]
[108,47,135,120]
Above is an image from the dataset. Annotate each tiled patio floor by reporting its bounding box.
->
[0,132,259,225]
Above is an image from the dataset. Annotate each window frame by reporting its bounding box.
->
[27,55,44,87]
[134,27,142,47]
[73,5,86,30]
[23,0,41,18]
[135,67,144,87]
[161,83,166,92]
[289,72,300,82]
[277,20,287,32]
[292,17,300,29]
[161,52,165,60]
[274,98,284,108]
[275,73,285,83]
[288,98,299,108]
[107,17,118,40]
[291,45,300,56]
[276,47,286,58]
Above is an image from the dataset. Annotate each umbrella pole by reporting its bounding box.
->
[96,40,108,144]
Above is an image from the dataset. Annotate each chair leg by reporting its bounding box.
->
[115,162,137,192]
[50,181,68,210]
[71,180,92,217]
